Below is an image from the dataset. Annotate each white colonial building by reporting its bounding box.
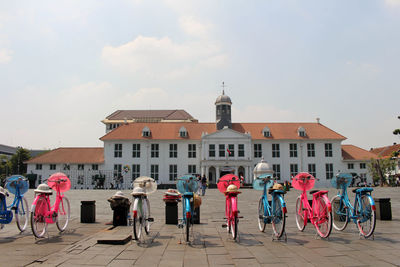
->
[26,91,377,189]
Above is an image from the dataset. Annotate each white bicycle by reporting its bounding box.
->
[131,176,157,242]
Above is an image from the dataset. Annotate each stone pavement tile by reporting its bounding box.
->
[261,264,289,267]
[207,254,234,265]
[228,248,256,259]
[327,255,372,267]
[116,249,144,260]
[248,246,281,264]
[311,247,347,257]
[279,257,314,267]
[205,246,228,255]
[107,259,136,267]
[233,258,262,266]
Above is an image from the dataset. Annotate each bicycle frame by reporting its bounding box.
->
[299,189,331,227]
[1,181,27,225]
[182,192,193,225]
[261,182,287,223]
[225,192,238,220]
[32,188,66,224]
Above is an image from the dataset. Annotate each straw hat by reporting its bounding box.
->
[193,194,202,208]
[0,186,7,196]
[112,191,128,199]
[131,187,146,196]
[165,189,180,196]
[34,184,53,194]
[226,184,238,193]
[272,183,284,190]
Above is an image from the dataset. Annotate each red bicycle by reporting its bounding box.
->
[217,174,242,241]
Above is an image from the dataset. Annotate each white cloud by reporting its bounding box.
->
[0,48,13,63]
[179,16,211,38]
[385,0,400,7]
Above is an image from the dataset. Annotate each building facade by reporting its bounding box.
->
[26,92,375,189]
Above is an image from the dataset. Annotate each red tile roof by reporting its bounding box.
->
[370,144,400,158]
[100,122,346,141]
[342,145,378,160]
[25,148,104,164]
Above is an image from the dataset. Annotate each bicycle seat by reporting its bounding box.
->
[183,192,194,197]
[309,190,319,195]
[352,187,373,194]
[268,188,286,195]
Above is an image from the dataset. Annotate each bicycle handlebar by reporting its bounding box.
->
[292,176,320,181]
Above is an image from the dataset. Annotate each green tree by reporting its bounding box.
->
[9,147,31,175]
[368,158,396,186]
[0,155,12,182]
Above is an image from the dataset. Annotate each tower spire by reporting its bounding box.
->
[221,81,225,95]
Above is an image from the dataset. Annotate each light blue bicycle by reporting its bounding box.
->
[253,174,287,239]
[176,175,198,243]
[0,175,30,232]
[331,173,376,238]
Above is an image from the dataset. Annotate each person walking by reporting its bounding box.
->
[201,175,207,196]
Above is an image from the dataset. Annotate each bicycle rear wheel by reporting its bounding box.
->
[16,196,29,232]
[144,199,150,235]
[314,196,332,238]
[258,198,266,232]
[0,197,5,230]
[186,217,191,242]
[295,196,306,231]
[133,200,142,240]
[331,195,348,231]
[31,196,49,238]
[272,196,286,238]
[56,196,70,232]
[355,195,376,238]
[231,215,238,240]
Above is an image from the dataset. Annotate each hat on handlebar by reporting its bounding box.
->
[34,184,53,194]
[226,184,239,193]
[0,186,7,196]
[112,191,129,199]
[131,187,146,196]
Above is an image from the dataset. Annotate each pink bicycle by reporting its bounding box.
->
[292,172,332,238]
[30,172,71,238]
[217,174,242,241]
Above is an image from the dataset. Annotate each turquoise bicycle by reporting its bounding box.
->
[0,175,30,232]
[331,173,376,238]
[253,174,287,239]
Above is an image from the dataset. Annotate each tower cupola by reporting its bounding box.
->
[215,83,232,130]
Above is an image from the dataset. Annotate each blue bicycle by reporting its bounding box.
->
[0,175,30,232]
[331,173,376,238]
[176,175,198,243]
[253,174,287,239]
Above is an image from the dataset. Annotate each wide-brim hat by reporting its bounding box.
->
[165,189,180,196]
[225,184,238,193]
[34,183,53,194]
[272,183,284,190]
[131,187,146,196]
[112,191,128,199]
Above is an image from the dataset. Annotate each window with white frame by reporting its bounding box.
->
[78,164,84,170]
[348,163,354,169]
[290,164,298,177]
[238,144,245,157]
[114,144,122,158]
[188,144,196,158]
[273,164,281,180]
[254,144,262,158]
[179,126,187,138]
[63,164,70,170]
[308,164,316,177]
[360,163,366,169]
[169,165,177,181]
[132,144,140,158]
[325,143,333,157]
[151,164,159,180]
[92,164,98,170]
[151,144,159,158]
[132,164,140,179]
[307,143,315,157]
[113,164,122,178]
[36,164,42,170]
[263,126,271,137]
[272,144,280,158]
[326,163,334,179]
[219,144,225,157]
[142,126,151,137]
[209,144,215,157]
[169,144,177,158]
[290,143,298,158]
[50,164,56,170]
[228,144,235,157]
[298,127,306,137]
[188,165,196,174]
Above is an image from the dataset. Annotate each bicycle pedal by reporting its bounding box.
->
[238,216,244,218]
[178,224,184,229]
[221,224,227,228]
[259,215,264,219]
[147,217,154,222]
[11,207,17,211]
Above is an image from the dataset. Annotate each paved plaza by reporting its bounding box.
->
[1,187,399,267]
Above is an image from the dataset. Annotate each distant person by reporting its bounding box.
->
[201,175,207,196]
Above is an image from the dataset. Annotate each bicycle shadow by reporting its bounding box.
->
[134,231,163,248]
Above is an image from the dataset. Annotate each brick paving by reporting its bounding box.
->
[0,187,399,266]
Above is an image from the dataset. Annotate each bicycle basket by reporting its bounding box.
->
[292,172,315,191]
[5,175,29,195]
[252,174,274,191]
[47,172,71,192]
[133,176,157,194]
[331,173,352,189]
[217,174,241,194]
[176,175,198,194]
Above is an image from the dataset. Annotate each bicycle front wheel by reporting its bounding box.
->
[16,196,29,232]
[31,196,49,238]
[258,198,266,232]
[144,200,150,235]
[231,215,238,240]
[272,196,286,238]
[0,197,5,230]
[295,196,306,231]
[186,217,191,242]
[133,200,142,240]
[331,195,348,231]
[355,195,376,238]
[56,196,70,232]
[314,196,332,238]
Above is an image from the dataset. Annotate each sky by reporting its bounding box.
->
[1,0,399,151]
